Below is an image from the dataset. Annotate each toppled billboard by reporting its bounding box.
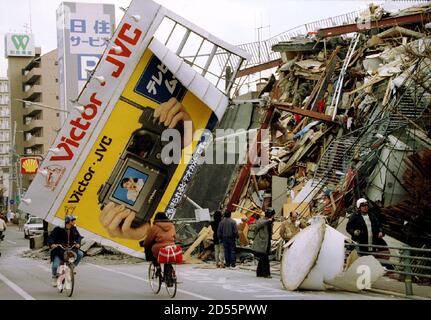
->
[19,0,250,256]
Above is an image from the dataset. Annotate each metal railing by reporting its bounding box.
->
[345,243,431,297]
[230,10,361,68]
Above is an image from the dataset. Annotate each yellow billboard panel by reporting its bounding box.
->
[55,48,216,254]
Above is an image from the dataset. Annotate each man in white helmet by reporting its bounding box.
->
[346,198,384,253]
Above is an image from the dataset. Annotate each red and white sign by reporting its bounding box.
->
[20,157,41,174]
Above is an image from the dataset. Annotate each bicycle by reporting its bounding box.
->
[54,244,77,297]
[148,261,178,298]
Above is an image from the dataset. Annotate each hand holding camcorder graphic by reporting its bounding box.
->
[98,98,194,239]
[155,97,194,149]
[99,202,150,240]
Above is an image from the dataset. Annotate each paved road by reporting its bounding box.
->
[0,225,400,300]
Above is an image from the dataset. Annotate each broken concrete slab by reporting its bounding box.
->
[272,176,288,215]
[80,239,97,253]
[299,225,346,290]
[281,219,326,291]
[377,26,425,39]
[86,247,104,257]
[326,256,385,292]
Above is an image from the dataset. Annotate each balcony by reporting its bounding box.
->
[23,136,45,148]
[24,147,44,156]
[23,103,40,117]
[23,119,44,132]
[24,85,42,101]
[23,68,42,85]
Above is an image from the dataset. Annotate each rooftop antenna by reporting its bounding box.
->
[256,15,270,89]
[28,0,33,34]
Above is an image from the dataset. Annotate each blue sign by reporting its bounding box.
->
[9,200,14,205]
[134,55,186,104]
[77,54,102,81]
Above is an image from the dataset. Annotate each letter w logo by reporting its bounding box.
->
[12,35,30,50]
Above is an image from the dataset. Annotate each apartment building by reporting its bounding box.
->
[7,48,60,190]
[22,49,60,157]
[0,78,11,210]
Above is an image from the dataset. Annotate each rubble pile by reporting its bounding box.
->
[381,149,431,247]
[225,3,431,250]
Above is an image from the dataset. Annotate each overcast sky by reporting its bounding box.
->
[0,0,425,76]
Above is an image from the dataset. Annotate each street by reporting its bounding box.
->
[0,225,401,300]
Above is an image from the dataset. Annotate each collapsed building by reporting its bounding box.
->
[175,3,431,271]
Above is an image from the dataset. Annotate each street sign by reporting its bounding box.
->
[10,200,15,205]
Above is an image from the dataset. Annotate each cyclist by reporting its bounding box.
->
[0,214,6,241]
[47,215,84,286]
[143,212,176,285]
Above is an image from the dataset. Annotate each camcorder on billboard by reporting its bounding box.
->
[19,0,249,256]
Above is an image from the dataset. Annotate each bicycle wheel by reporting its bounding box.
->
[64,264,74,297]
[58,277,64,293]
[148,262,161,294]
[57,266,65,293]
[164,264,177,298]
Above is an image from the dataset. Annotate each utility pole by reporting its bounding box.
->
[256,23,270,87]
[8,121,22,215]
[7,121,15,214]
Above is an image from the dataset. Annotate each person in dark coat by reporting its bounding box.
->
[217,211,239,269]
[251,208,276,278]
[346,198,384,253]
[211,210,225,268]
[47,215,83,286]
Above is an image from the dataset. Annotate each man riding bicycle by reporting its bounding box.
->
[142,212,176,285]
[47,215,84,286]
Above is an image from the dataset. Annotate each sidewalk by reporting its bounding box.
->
[372,277,431,299]
[239,262,431,299]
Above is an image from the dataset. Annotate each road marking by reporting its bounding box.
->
[0,272,36,300]
[6,240,17,245]
[87,263,213,300]
[255,294,302,298]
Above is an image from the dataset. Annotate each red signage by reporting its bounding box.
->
[20,157,41,174]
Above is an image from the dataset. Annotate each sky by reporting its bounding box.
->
[0,0,426,76]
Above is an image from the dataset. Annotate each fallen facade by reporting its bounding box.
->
[220,3,431,251]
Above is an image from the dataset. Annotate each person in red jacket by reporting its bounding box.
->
[143,212,176,279]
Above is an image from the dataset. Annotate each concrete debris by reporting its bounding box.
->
[22,243,144,264]
[281,218,326,291]
[22,247,50,260]
[79,239,97,253]
[86,247,104,257]
[223,2,431,256]
[280,219,384,292]
[326,256,385,292]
